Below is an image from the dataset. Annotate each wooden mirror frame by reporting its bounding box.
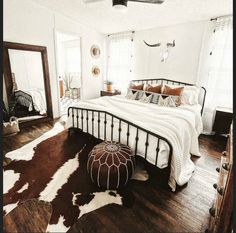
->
[3,41,53,126]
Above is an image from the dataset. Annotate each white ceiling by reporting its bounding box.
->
[31,0,232,34]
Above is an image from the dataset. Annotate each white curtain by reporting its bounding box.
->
[197,16,233,134]
[107,32,134,93]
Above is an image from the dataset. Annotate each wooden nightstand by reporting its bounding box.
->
[213,107,233,135]
[100,90,121,97]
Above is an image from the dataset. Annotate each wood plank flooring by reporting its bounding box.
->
[3,199,52,233]
[3,122,227,233]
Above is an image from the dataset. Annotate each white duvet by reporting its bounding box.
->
[66,95,203,191]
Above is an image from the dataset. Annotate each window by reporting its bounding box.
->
[197,16,232,134]
[107,32,134,93]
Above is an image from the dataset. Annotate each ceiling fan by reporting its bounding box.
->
[84,0,165,9]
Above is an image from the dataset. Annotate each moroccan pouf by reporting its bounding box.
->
[87,141,135,189]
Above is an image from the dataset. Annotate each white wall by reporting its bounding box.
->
[132,21,207,84]
[4,0,105,118]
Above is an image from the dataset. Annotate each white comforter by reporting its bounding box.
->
[66,95,203,191]
[27,89,47,115]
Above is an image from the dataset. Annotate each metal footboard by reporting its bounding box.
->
[68,107,173,171]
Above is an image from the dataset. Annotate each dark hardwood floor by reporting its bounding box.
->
[3,122,227,233]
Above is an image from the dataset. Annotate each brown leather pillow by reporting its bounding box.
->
[163,85,184,96]
[129,82,144,90]
[144,84,162,93]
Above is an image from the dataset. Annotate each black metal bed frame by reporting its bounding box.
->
[13,90,37,113]
[67,78,206,184]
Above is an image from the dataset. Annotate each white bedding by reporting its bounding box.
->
[27,89,47,115]
[66,95,203,191]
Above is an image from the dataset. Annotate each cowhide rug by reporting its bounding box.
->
[3,123,149,232]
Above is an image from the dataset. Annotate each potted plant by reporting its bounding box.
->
[104,80,113,92]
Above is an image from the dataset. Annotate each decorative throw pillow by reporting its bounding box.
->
[139,92,153,103]
[162,85,184,96]
[151,93,161,104]
[157,95,180,107]
[126,89,138,100]
[144,83,162,93]
[129,82,144,90]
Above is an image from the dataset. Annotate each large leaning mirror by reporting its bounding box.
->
[3,42,53,126]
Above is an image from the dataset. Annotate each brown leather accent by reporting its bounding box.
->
[129,83,144,90]
[144,84,162,93]
[163,85,184,96]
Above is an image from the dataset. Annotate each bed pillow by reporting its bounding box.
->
[162,85,184,96]
[139,92,153,103]
[126,89,139,100]
[181,86,200,105]
[143,84,162,94]
[157,95,179,107]
[129,82,144,91]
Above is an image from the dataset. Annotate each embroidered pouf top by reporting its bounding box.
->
[87,141,135,189]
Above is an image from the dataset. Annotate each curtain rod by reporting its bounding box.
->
[210,14,232,21]
[108,31,135,37]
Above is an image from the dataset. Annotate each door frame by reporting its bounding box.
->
[53,29,83,116]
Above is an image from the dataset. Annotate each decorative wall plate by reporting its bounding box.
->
[90,45,100,58]
[92,66,100,77]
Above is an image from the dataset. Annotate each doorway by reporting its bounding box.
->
[54,30,82,116]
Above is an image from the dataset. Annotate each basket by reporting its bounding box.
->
[3,116,20,137]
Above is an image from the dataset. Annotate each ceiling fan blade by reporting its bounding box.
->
[128,0,165,4]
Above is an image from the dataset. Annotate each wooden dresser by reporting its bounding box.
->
[207,125,233,233]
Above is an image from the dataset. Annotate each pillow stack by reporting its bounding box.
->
[126,82,200,107]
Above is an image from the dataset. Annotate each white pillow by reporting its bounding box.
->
[181,86,200,105]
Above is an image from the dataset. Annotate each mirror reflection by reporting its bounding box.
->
[7,49,47,123]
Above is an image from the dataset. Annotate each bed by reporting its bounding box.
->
[13,89,47,116]
[66,78,206,191]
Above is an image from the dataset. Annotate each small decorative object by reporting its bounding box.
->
[62,74,73,97]
[143,40,161,47]
[3,101,19,137]
[104,80,113,92]
[3,116,20,137]
[160,49,169,62]
[144,39,175,62]
[92,66,100,77]
[71,88,79,99]
[87,141,135,189]
[90,45,100,58]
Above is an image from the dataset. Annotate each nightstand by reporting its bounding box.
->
[100,90,121,97]
[213,107,233,135]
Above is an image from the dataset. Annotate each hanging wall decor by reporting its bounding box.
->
[90,45,100,58]
[92,66,100,77]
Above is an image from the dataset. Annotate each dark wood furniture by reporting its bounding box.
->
[3,41,53,127]
[208,124,233,233]
[100,90,121,97]
[68,78,207,188]
[213,107,233,135]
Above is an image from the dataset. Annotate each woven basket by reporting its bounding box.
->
[3,116,20,137]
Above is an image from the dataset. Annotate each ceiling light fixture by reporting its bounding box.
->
[112,0,127,10]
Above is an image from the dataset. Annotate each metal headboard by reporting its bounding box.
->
[130,78,206,115]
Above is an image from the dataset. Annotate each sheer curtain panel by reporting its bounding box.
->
[197,16,233,134]
[107,32,134,93]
